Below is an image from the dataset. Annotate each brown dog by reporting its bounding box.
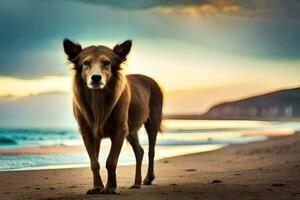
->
[63,39,163,194]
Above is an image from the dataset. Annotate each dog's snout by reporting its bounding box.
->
[91,74,102,83]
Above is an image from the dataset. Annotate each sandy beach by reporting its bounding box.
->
[0,133,300,200]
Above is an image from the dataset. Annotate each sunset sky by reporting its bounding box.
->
[0,0,300,127]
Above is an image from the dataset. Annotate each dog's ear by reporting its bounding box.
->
[113,40,132,60]
[63,39,82,61]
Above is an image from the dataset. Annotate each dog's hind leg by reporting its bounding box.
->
[143,119,159,185]
[143,85,162,185]
[126,132,144,188]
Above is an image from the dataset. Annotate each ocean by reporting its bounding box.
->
[1,120,300,171]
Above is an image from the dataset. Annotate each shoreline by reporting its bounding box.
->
[0,128,296,172]
[0,144,223,172]
[0,132,299,200]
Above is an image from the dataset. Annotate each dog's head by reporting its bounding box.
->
[63,39,131,89]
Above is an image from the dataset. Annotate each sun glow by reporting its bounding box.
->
[0,76,71,97]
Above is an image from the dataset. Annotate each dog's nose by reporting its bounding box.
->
[91,74,102,83]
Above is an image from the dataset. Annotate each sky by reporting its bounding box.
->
[0,0,300,127]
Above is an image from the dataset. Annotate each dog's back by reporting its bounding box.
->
[126,74,163,134]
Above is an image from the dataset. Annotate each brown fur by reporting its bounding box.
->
[63,39,163,194]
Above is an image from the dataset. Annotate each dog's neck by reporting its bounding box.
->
[73,70,126,137]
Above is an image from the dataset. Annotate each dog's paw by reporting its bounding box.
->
[143,175,155,185]
[129,184,142,189]
[86,187,103,194]
[99,187,119,194]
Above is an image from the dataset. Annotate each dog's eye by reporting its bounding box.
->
[83,60,91,66]
[103,60,111,67]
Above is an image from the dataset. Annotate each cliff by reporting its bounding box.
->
[201,87,300,120]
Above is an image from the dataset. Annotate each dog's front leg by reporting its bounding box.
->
[100,125,127,194]
[79,127,104,194]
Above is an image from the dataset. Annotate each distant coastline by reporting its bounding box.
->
[165,86,300,122]
[163,114,300,121]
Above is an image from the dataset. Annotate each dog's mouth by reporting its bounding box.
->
[88,83,105,89]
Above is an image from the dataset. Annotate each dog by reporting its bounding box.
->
[63,39,163,194]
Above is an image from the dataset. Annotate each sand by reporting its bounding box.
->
[1,133,300,200]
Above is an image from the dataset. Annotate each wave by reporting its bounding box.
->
[0,137,17,145]
[0,120,299,149]
[0,128,81,148]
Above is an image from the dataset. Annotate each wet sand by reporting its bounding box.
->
[0,145,85,154]
[0,133,300,200]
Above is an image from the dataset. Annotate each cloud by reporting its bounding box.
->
[73,0,300,20]
[156,0,241,16]
[0,76,71,97]
[72,0,206,9]
[152,0,300,18]
[0,0,160,76]
[0,0,300,78]
[0,91,75,127]
[74,0,243,15]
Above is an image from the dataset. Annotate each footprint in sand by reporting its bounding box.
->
[212,179,222,184]
[272,183,285,187]
[185,168,197,172]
